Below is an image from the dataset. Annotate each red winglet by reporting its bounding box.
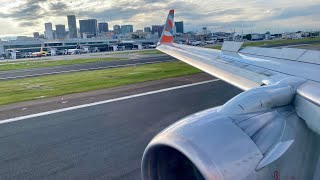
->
[159,9,174,45]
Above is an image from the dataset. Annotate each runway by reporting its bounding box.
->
[0,55,173,80]
[0,78,241,179]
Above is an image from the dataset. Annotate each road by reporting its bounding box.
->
[0,55,173,80]
[0,78,241,179]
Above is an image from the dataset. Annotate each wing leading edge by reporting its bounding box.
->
[142,9,320,180]
[157,9,320,135]
[157,10,320,92]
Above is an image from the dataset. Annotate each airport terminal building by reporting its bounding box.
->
[0,38,158,59]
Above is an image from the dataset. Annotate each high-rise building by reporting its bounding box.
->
[152,25,164,37]
[144,27,151,33]
[113,25,121,34]
[121,25,133,34]
[67,15,77,38]
[33,32,40,38]
[79,19,98,38]
[175,21,184,34]
[52,30,56,39]
[56,24,66,39]
[98,22,109,33]
[44,22,53,39]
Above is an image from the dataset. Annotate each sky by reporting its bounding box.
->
[0,0,319,37]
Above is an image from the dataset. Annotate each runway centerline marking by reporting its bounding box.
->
[0,79,220,125]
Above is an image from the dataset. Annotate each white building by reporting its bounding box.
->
[251,33,265,41]
[282,32,303,39]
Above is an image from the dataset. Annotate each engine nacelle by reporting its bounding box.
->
[142,79,301,180]
[141,107,263,180]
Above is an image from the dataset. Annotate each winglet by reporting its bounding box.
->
[158,9,174,45]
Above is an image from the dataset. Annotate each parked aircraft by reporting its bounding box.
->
[142,9,320,180]
[31,44,48,57]
[66,44,83,55]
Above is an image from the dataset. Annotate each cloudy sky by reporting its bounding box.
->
[0,0,319,37]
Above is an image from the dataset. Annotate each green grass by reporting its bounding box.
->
[243,37,320,47]
[206,37,320,50]
[206,45,222,50]
[137,49,164,55]
[107,49,163,55]
[0,61,201,105]
[310,43,320,46]
[0,57,127,71]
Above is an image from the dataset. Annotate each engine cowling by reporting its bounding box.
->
[141,107,264,180]
[142,79,300,180]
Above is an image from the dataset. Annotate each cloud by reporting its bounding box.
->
[272,4,320,20]
[1,0,46,20]
[0,0,319,36]
[20,21,38,27]
[49,2,68,11]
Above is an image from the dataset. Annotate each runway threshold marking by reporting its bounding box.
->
[0,79,220,125]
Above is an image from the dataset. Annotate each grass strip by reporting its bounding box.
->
[106,49,163,55]
[242,37,320,47]
[137,49,164,55]
[206,37,320,50]
[0,61,201,105]
[0,57,127,72]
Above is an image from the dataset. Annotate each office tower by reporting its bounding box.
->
[56,24,66,39]
[44,22,53,39]
[113,25,121,34]
[175,21,184,33]
[151,25,164,37]
[98,22,109,33]
[121,25,134,34]
[79,19,98,38]
[144,27,151,33]
[67,15,77,38]
[33,32,40,38]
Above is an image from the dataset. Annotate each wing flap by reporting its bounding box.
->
[221,41,243,52]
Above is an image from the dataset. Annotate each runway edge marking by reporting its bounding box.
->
[0,79,220,125]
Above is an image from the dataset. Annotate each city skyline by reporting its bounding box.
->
[0,0,319,37]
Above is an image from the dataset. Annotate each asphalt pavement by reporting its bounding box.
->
[0,79,241,179]
[0,55,173,80]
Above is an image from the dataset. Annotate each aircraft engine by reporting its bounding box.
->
[142,79,301,180]
[141,107,264,180]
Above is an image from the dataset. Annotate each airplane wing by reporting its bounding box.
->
[157,9,320,106]
[142,9,320,180]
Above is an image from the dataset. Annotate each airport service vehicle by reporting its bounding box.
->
[142,9,320,180]
[190,40,201,46]
[149,45,157,48]
[206,40,215,44]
